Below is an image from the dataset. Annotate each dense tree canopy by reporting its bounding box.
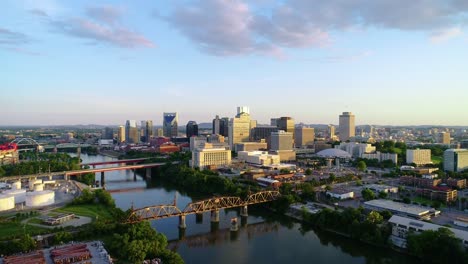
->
[407,228,467,264]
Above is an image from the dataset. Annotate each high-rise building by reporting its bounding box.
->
[327,125,335,139]
[102,127,113,140]
[118,126,125,143]
[156,128,164,137]
[439,132,451,144]
[228,107,256,150]
[270,131,296,161]
[407,149,432,166]
[252,126,279,141]
[163,112,178,137]
[125,120,139,143]
[229,112,252,150]
[220,117,229,137]
[270,118,279,127]
[212,115,221,135]
[295,127,315,148]
[444,149,468,172]
[140,120,153,142]
[339,112,355,141]
[270,131,293,151]
[277,117,295,136]
[237,106,250,115]
[186,121,199,138]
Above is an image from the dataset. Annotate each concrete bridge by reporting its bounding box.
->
[0,162,177,186]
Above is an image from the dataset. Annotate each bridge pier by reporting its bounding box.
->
[240,205,248,217]
[178,227,186,240]
[100,172,105,188]
[195,213,203,224]
[210,210,220,223]
[179,215,186,229]
[210,222,219,233]
[145,168,151,180]
[241,215,248,227]
[230,217,238,232]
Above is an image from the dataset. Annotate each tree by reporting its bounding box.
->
[305,168,312,175]
[14,234,36,253]
[378,191,388,199]
[53,231,73,245]
[361,188,375,201]
[328,173,336,183]
[407,228,466,264]
[357,161,367,172]
[366,211,383,224]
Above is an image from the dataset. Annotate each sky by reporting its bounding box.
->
[1,0,468,126]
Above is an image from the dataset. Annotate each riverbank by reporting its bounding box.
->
[97,150,121,158]
[282,204,422,262]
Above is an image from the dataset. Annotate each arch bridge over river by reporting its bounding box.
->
[125,191,281,229]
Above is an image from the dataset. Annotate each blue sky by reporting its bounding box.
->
[2,0,468,126]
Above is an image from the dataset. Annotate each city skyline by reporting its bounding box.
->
[2,1,468,126]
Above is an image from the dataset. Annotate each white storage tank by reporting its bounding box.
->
[33,183,44,192]
[0,195,15,211]
[29,180,42,191]
[12,181,21,190]
[3,189,26,204]
[25,190,55,207]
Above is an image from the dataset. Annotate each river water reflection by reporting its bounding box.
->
[76,153,418,264]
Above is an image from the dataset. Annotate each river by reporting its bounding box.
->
[76,153,419,264]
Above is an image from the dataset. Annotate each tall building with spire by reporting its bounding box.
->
[163,112,178,137]
[339,112,355,142]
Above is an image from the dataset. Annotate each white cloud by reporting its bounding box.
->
[430,27,462,43]
[160,0,468,56]
[50,5,154,49]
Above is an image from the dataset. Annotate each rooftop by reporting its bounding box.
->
[389,215,468,242]
[364,199,432,217]
[316,148,352,158]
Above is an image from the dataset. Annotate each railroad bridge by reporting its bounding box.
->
[125,191,281,229]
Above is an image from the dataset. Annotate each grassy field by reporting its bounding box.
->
[54,204,114,220]
[27,217,44,224]
[0,222,49,240]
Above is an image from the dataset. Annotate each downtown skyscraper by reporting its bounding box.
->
[163,112,178,137]
[125,120,139,143]
[339,112,355,142]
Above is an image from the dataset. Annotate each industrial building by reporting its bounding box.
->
[326,189,354,200]
[364,199,440,220]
